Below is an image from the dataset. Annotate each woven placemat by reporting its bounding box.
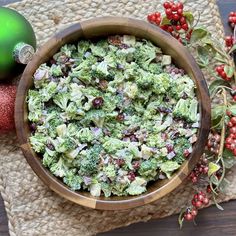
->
[1,0,236,235]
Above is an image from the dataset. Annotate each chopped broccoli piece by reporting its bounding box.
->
[29,133,47,153]
[77,128,93,143]
[63,170,83,191]
[160,161,180,179]
[50,157,69,177]
[126,177,147,195]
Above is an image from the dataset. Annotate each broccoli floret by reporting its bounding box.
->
[77,128,93,143]
[40,81,57,102]
[101,182,112,197]
[126,177,147,195]
[63,170,83,191]
[147,63,163,74]
[103,164,116,181]
[33,65,51,88]
[53,93,70,110]
[77,40,90,57]
[52,137,77,153]
[138,158,158,180]
[60,44,76,57]
[103,138,126,153]
[174,138,192,164]
[136,70,154,88]
[90,43,106,57]
[50,64,63,77]
[173,98,198,122]
[30,133,47,153]
[152,73,171,95]
[42,151,58,168]
[83,109,106,127]
[170,75,195,99]
[92,61,109,77]
[79,145,102,176]
[50,157,69,177]
[123,82,138,99]
[160,160,180,179]
[134,40,158,70]
[27,90,42,112]
[111,182,129,196]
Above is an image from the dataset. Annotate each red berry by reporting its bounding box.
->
[176,25,181,31]
[180,16,186,25]
[220,71,227,79]
[165,8,172,16]
[230,117,236,125]
[155,12,161,17]
[161,25,168,31]
[176,2,184,9]
[197,194,204,202]
[207,185,212,193]
[183,149,190,158]
[193,194,198,200]
[171,4,178,11]
[182,23,189,31]
[184,213,193,221]
[203,197,209,205]
[192,176,198,183]
[147,14,153,22]
[228,121,233,127]
[167,25,174,32]
[233,148,236,156]
[225,143,231,149]
[163,2,171,9]
[226,110,232,116]
[177,8,183,16]
[192,199,196,206]
[149,14,157,22]
[155,17,161,25]
[216,66,223,74]
[195,201,203,208]
[191,209,198,216]
[203,167,209,174]
[233,95,236,101]
[229,12,235,17]
[173,14,180,21]
[230,127,236,134]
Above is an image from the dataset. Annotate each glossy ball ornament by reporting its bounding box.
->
[0,7,37,80]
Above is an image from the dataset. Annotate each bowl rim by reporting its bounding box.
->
[15,16,211,210]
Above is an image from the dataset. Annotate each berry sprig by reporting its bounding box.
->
[225,116,236,155]
[228,12,236,29]
[189,156,208,183]
[147,2,236,229]
[147,1,192,44]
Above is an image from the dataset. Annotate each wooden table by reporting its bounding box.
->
[0,1,236,235]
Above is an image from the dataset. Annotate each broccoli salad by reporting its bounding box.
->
[27,35,199,197]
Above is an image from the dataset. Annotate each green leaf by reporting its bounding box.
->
[224,65,234,78]
[211,104,226,121]
[183,12,194,26]
[228,43,236,54]
[209,79,229,96]
[160,16,171,26]
[222,149,236,169]
[208,162,220,176]
[218,178,230,192]
[197,46,209,66]
[190,27,208,43]
[229,104,236,116]
[210,174,219,186]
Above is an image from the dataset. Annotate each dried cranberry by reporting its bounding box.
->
[116,113,125,121]
[30,123,37,132]
[166,144,174,153]
[128,172,136,181]
[46,142,55,151]
[132,161,140,170]
[116,159,125,166]
[92,97,104,108]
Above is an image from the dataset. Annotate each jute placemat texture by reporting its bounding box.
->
[1,0,236,235]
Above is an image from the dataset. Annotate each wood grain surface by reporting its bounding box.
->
[0,0,236,235]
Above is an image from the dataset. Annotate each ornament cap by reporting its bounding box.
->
[13,42,35,64]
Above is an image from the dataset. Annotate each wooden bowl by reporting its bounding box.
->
[15,17,211,210]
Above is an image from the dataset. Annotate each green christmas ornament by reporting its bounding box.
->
[0,7,37,80]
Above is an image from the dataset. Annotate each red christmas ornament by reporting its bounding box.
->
[0,85,16,133]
